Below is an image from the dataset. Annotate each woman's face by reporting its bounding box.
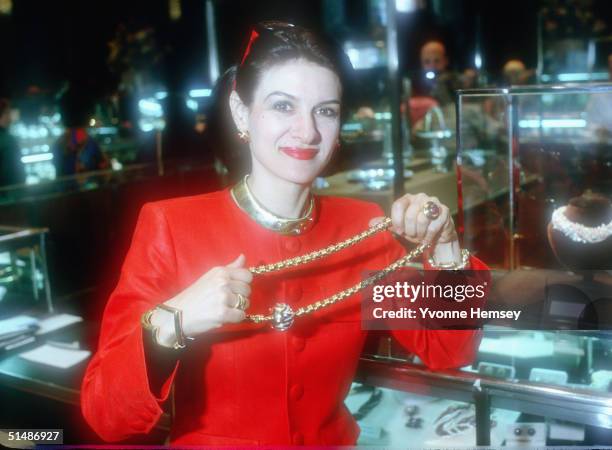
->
[240,58,342,185]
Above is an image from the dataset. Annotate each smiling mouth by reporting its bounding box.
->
[280,147,319,160]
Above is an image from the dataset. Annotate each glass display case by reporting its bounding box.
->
[459,85,596,267]
[311,0,440,212]
[456,84,612,331]
[9,115,142,186]
[0,226,53,317]
[344,83,612,448]
[348,329,612,447]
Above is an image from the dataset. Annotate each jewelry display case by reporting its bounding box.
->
[348,330,612,447]
[454,84,612,332]
[456,84,612,272]
[0,226,53,316]
[346,83,612,448]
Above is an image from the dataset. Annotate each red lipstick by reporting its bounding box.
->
[280,147,318,160]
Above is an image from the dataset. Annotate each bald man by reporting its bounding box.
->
[420,41,449,73]
[416,40,457,106]
[502,59,530,85]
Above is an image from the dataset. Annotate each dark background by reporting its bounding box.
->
[2,0,611,100]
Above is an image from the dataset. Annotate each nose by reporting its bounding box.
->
[291,111,321,145]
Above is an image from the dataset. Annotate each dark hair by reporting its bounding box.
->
[59,87,96,128]
[206,21,354,181]
[0,98,9,118]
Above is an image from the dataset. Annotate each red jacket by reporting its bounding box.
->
[81,189,489,445]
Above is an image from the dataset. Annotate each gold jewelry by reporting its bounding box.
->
[249,217,393,274]
[231,175,315,235]
[156,304,190,349]
[247,242,429,330]
[243,216,431,330]
[141,308,160,344]
[422,200,441,220]
[237,130,250,143]
[428,249,471,270]
[234,293,249,311]
[141,304,194,350]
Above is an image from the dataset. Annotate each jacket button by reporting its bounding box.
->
[282,238,301,253]
[290,384,304,401]
[291,336,306,352]
[292,432,304,445]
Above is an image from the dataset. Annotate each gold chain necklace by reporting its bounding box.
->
[244,217,429,330]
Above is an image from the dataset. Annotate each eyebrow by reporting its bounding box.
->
[265,91,340,106]
[265,91,297,101]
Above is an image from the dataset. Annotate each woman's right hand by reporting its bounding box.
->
[150,254,252,348]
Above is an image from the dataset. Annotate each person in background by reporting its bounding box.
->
[416,40,459,107]
[0,98,25,187]
[52,89,109,177]
[420,41,448,73]
[501,59,533,86]
[460,68,480,90]
[409,40,459,144]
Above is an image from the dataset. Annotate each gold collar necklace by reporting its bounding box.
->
[230,175,315,235]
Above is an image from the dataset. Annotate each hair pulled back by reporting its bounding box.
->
[206,21,353,181]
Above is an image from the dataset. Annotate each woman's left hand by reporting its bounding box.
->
[375,193,458,246]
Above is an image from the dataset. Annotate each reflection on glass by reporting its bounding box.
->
[0,226,52,316]
[458,86,612,271]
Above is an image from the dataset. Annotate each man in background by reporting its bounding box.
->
[0,98,25,187]
[417,40,459,107]
[501,59,533,86]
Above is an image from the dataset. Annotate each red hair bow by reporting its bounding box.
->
[233,29,260,91]
[240,29,260,66]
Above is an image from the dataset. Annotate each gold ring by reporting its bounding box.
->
[422,201,441,220]
[235,293,249,311]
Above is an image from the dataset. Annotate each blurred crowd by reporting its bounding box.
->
[0,0,611,188]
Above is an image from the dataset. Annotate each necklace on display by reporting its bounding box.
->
[551,206,612,244]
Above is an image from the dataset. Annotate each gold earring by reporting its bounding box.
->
[238,130,250,143]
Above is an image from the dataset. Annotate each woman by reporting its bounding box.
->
[81,22,489,446]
